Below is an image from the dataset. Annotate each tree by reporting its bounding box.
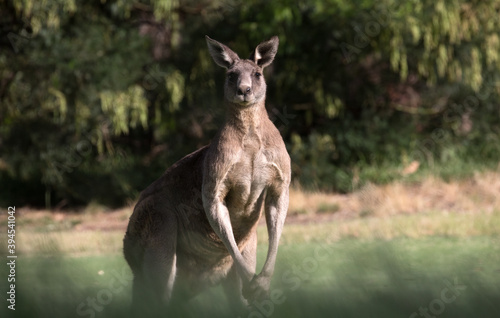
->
[1,0,500,207]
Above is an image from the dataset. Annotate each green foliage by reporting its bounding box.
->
[1,0,500,207]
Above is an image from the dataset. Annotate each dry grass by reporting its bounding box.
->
[280,211,500,245]
[16,231,125,256]
[0,205,133,232]
[2,171,500,255]
[14,210,500,256]
[288,170,500,220]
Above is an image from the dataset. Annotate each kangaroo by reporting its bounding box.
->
[123,35,290,314]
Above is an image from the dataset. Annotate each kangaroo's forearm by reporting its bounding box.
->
[259,190,288,278]
[204,200,255,281]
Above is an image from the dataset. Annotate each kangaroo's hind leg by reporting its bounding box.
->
[128,212,178,317]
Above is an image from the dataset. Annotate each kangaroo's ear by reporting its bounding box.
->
[249,36,279,69]
[205,35,239,69]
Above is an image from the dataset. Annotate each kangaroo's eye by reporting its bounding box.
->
[227,72,237,82]
[255,72,262,78]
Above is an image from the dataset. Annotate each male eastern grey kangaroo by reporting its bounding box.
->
[123,35,290,314]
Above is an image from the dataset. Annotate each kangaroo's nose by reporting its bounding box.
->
[237,86,251,96]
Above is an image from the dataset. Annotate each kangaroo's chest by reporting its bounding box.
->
[224,135,279,216]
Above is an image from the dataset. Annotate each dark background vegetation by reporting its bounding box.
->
[1,0,500,208]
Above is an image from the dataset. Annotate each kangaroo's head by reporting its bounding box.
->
[206,35,279,107]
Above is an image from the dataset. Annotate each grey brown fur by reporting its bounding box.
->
[123,35,290,314]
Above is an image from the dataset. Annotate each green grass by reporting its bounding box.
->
[1,237,500,318]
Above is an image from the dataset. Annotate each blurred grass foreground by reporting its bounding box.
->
[2,0,500,317]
